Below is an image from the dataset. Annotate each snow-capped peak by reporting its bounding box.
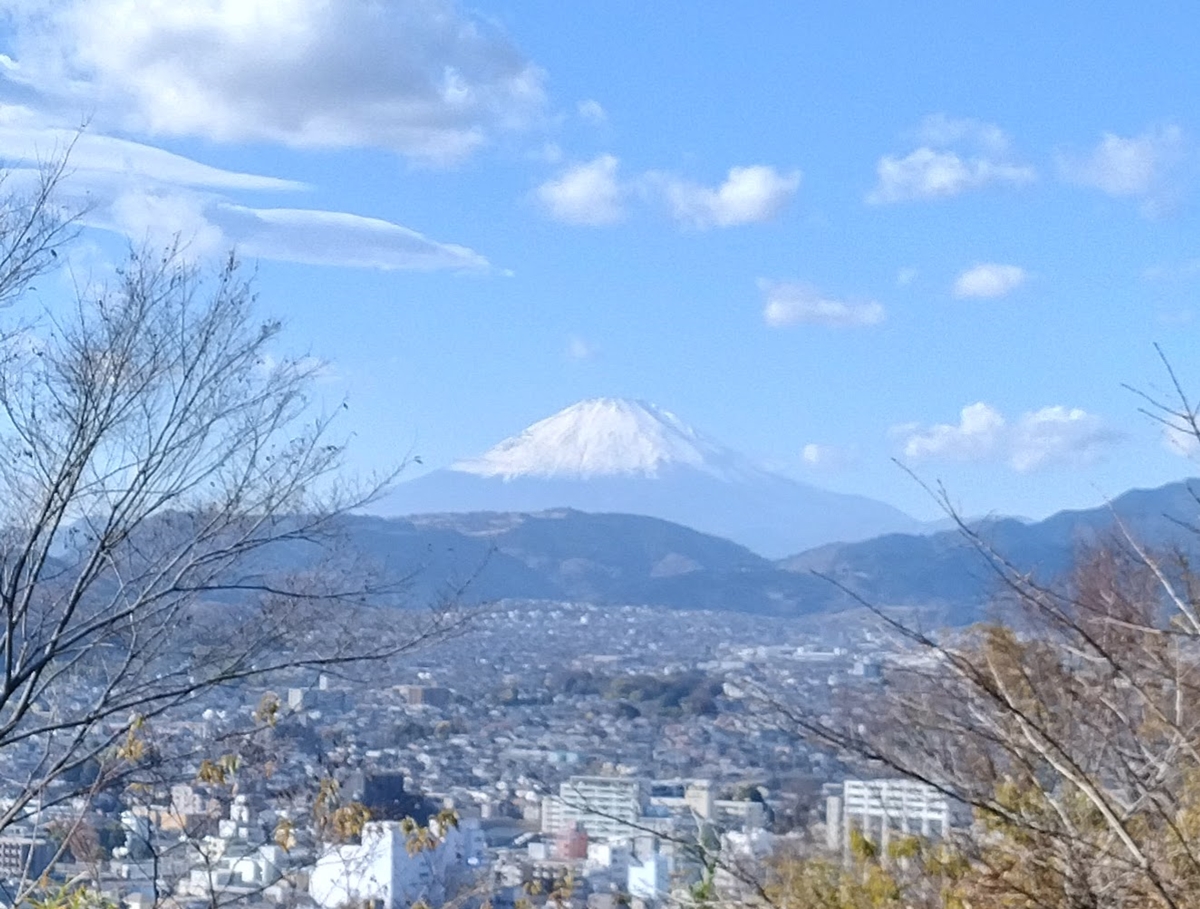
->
[452,398,750,481]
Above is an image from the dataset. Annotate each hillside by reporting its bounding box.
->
[322,478,1200,623]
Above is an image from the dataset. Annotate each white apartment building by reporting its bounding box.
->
[309,819,484,909]
[541,776,649,841]
[826,779,951,854]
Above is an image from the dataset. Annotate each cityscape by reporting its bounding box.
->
[0,2,1197,908]
[0,599,916,909]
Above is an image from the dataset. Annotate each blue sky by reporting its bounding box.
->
[1,1,1198,521]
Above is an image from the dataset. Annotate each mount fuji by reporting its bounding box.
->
[376,398,920,556]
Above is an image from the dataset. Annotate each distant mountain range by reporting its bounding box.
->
[339,478,1200,625]
[339,509,805,613]
[376,398,920,557]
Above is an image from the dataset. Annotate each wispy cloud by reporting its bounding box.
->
[0,110,491,272]
[760,280,885,329]
[215,206,489,271]
[897,402,1122,472]
[565,335,597,361]
[801,443,857,470]
[868,150,1034,204]
[1143,257,1200,282]
[1164,422,1200,457]
[867,114,1035,204]
[661,165,801,229]
[577,99,607,124]
[0,0,546,165]
[0,116,305,191]
[953,263,1027,299]
[1059,125,1188,217]
[913,114,1012,155]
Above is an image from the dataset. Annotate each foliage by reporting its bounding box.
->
[757,354,1200,908]
[774,531,1200,905]
[760,834,966,909]
[601,670,725,716]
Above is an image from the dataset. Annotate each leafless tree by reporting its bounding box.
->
[0,158,463,905]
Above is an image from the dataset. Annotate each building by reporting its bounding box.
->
[712,798,767,832]
[554,826,588,860]
[351,771,434,822]
[541,776,648,841]
[649,780,713,821]
[309,818,484,909]
[649,779,766,833]
[825,779,951,855]
[397,685,452,708]
[714,830,775,901]
[0,832,54,879]
[175,795,284,902]
[627,853,670,903]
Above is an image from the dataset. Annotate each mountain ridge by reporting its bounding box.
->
[346,477,1200,625]
[378,398,921,556]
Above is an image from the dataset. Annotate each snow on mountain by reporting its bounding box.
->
[378,398,922,556]
[452,397,752,481]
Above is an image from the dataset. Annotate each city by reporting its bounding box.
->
[0,599,923,909]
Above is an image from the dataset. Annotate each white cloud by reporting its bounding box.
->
[0,108,491,272]
[21,170,487,274]
[1143,257,1200,282]
[536,159,801,230]
[1010,407,1120,471]
[663,165,801,228]
[899,402,1121,472]
[0,0,545,165]
[0,115,304,191]
[536,155,625,226]
[565,335,596,361]
[760,280,885,329]
[77,186,489,271]
[104,186,227,256]
[953,263,1027,299]
[577,99,607,124]
[1059,126,1187,216]
[801,443,856,470]
[214,205,489,271]
[914,114,1011,155]
[867,148,1035,203]
[901,402,1007,463]
[896,267,919,287]
[867,115,1035,204]
[1164,422,1200,457]
[536,142,564,164]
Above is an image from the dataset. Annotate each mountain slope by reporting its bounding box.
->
[315,479,1200,623]
[779,479,1200,623]
[335,508,838,615]
[377,398,920,556]
[453,397,748,480]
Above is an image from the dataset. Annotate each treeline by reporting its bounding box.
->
[492,669,724,717]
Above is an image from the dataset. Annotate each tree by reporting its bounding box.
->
[760,830,965,909]
[0,159,457,904]
[763,364,1200,909]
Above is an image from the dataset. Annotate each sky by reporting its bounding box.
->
[0,1,1198,522]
